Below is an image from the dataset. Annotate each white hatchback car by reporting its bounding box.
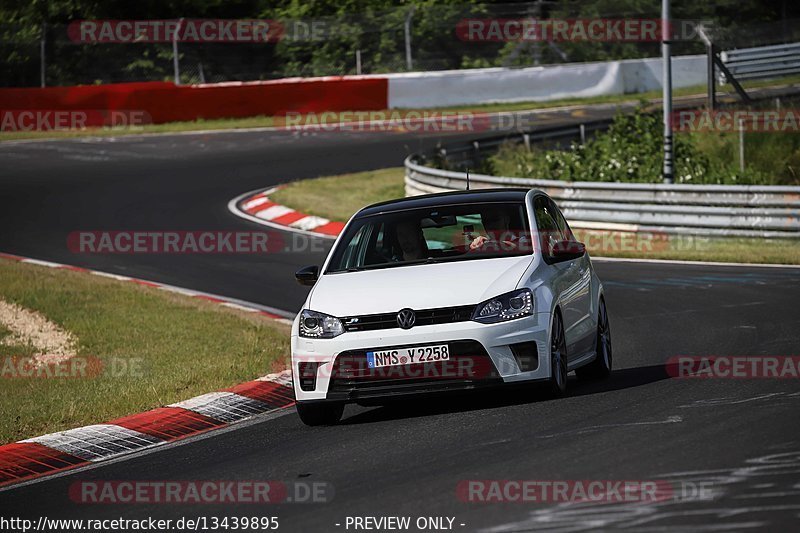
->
[291,188,611,426]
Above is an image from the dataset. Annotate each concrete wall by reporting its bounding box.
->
[387,55,706,108]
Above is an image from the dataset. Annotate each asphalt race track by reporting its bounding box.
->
[1,107,800,531]
[0,101,635,311]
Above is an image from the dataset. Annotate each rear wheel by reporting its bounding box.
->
[577,298,612,380]
[296,401,344,426]
[548,311,568,396]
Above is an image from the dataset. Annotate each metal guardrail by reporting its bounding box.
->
[405,157,800,238]
[433,119,614,170]
[405,90,800,239]
[720,42,800,83]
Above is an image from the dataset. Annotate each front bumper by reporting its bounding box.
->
[291,312,551,403]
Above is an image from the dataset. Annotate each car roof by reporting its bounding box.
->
[355,188,539,218]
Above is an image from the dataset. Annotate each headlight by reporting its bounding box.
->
[299,309,344,338]
[472,289,533,324]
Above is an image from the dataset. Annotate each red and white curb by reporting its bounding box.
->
[0,252,297,489]
[228,187,345,240]
[1,372,294,489]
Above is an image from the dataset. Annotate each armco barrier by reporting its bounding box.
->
[0,77,388,125]
[405,156,800,239]
[721,42,800,83]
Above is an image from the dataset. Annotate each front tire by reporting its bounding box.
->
[548,311,568,396]
[576,298,612,380]
[296,401,344,426]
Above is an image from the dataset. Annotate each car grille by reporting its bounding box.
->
[340,305,476,332]
[327,340,501,400]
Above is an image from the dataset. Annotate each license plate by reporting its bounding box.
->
[366,344,450,369]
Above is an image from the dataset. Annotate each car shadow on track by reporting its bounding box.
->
[340,363,672,425]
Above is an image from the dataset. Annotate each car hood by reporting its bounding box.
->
[308,255,533,316]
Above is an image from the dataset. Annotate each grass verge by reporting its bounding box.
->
[266,168,800,265]
[486,107,800,186]
[570,230,800,265]
[270,168,405,222]
[0,259,290,444]
[3,78,798,142]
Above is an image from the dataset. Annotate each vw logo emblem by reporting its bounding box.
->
[397,308,416,329]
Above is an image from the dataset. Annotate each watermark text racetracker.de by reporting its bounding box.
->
[571,229,710,255]
[1,356,145,379]
[1,110,151,132]
[672,109,800,133]
[67,229,711,256]
[456,18,709,42]
[667,356,800,379]
[273,110,596,134]
[69,19,283,43]
[67,231,326,254]
[69,480,333,504]
[67,18,389,43]
[457,479,715,504]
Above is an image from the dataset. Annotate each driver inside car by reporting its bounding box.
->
[393,219,428,261]
[469,207,517,251]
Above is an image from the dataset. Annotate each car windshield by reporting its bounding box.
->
[326,202,533,273]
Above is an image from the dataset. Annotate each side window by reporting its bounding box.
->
[372,223,386,254]
[548,199,575,242]
[363,223,393,266]
[340,224,383,268]
[339,224,366,269]
[534,196,564,258]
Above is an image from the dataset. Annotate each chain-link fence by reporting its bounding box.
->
[2,2,799,88]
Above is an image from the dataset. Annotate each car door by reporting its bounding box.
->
[548,198,594,359]
[534,196,583,357]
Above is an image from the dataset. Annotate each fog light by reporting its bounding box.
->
[298,362,319,391]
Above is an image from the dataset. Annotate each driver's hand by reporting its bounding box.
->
[470,235,489,250]
[471,235,518,252]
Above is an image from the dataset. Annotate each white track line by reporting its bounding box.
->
[3,253,297,320]
[592,256,800,269]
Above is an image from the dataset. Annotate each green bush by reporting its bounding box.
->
[487,108,800,186]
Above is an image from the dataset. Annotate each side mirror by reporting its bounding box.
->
[295,265,319,286]
[552,241,586,261]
